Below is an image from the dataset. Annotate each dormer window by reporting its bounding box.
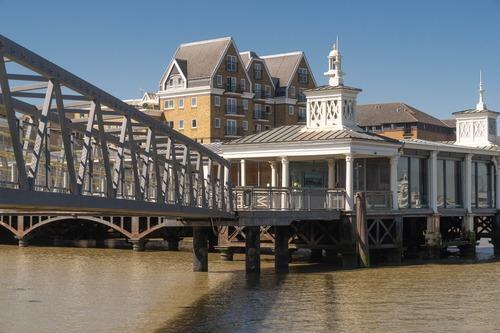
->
[169,78,174,86]
[226,55,237,72]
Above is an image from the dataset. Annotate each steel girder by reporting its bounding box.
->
[0,34,233,219]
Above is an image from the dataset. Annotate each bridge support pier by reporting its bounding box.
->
[18,238,29,247]
[245,226,260,274]
[425,214,442,259]
[130,239,147,252]
[193,226,209,272]
[274,226,289,273]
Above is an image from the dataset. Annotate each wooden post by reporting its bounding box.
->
[274,226,289,273]
[245,226,261,273]
[193,226,208,272]
[355,192,370,267]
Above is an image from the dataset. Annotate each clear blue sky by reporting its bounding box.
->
[2,0,499,120]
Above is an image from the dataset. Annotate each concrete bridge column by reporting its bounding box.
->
[193,226,209,272]
[274,226,289,273]
[130,239,146,251]
[17,237,29,247]
[245,226,260,274]
[460,154,476,257]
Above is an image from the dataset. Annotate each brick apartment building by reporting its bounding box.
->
[157,37,316,143]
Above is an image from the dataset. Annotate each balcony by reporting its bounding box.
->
[297,94,307,102]
[234,187,346,211]
[224,126,244,137]
[253,110,269,121]
[226,83,244,93]
[254,90,272,99]
[224,105,246,116]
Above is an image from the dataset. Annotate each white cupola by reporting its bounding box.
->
[454,71,498,147]
[324,36,344,86]
[304,38,362,131]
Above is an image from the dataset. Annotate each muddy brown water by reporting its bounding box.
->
[1,244,500,333]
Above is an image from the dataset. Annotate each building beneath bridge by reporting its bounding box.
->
[217,41,500,266]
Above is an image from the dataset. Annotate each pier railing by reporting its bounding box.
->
[234,187,345,211]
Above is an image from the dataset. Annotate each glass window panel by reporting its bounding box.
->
[437,160,445,208]
[445,160,457,208]
[477,162,490,208]
[397,157,409,209]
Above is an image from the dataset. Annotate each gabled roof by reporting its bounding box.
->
[225,125,396,145]
[441,119,456,128]
[240,51,276,90]
[357,103,449,128]
[160,37,232,85]
[261,52,304,88]
[452,108,500,115]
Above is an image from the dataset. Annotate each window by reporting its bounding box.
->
[242,99,248,111]
[226,119,237,135]
[178,120,184,129]
[288,105,294,115]
[169,78,174,86]
[214,118,221,129]
[437,159,462,208]
[240,78,246,91]
[265,85,271,98]
[254,104,262,119]
[397,157,428,208]
[242,120,248,131]
[165,100,174,109]
[255,83,262,98]
[191,97,197,107]
[214,95,221,107]
[178,98,184,109]
[191,119,197,128]
[167,121,174,128]
[254,63,262,80]
[265,105,271,113]
[227,77,237,92]
[255,124,262,132]
[216,75,223,87]
[298,68,308,84]
[226,55,237,72]
[298,107,306,122]
[264,125,271,131]
[472,161,494,208]
[289,85,295,98]
[177,78,182,85]
[226,98,237,114]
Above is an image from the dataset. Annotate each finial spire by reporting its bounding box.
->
[325,37,344,86]
[476,70,486,111]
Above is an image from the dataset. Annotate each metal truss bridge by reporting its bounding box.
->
[0,34,234,221]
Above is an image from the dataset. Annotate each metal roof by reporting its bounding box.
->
[225,125,396,145]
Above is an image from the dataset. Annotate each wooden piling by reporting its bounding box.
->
[245,226,261,273]
[355,192,370,267]
[193,226,208,272]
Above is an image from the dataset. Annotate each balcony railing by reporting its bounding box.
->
[226,83,244,93]
[253,110,269,120]
[254,91,272,99]
[234,187,346,211]
[234,187,393,211]
[364,191,392,210]
[224,105,246,116]
[224,126,244,137]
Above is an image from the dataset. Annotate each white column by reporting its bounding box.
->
[345,154,354,211]
[270,161,277,187]
[240,159,246,187]
[281,157,289,187]
[281,157,289,210]
[390,155,399,210]
[327,159,335,188]
[464,154,473,213]
[495,157,500,210]
[429,151,438,213]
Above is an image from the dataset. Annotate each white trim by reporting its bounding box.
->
[159,57,188,91]
[261,51,303,59]
[180,36,231,47]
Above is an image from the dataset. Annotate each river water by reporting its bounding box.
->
[1,245,500,333]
